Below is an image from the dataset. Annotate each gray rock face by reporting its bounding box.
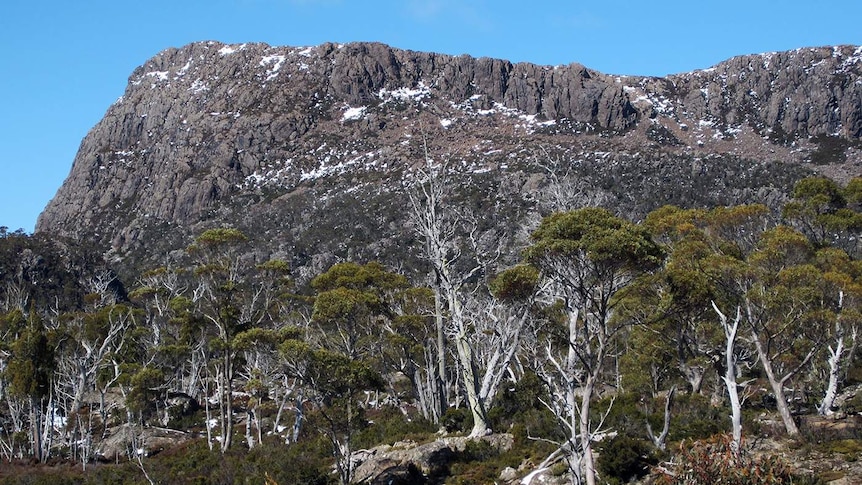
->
[35,41,861,277]
[351,434,514,484]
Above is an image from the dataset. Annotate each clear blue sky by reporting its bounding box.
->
[1,0,859,233]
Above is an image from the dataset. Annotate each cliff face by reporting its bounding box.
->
[36,41,862,277]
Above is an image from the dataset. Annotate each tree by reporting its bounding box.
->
[711,302,746,454]
[783,176,862,256]
[310,261,408,360]
[406,156,498,435]
[524,208,663,485]
[6,312,55,462]
[742,227,825,436]
[809,248,862,415]
[280,340,383,485]
[54,303,132,462]
[187,227,251,452]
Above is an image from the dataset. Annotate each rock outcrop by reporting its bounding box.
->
[35,41,862,278]
[351,434,514,484]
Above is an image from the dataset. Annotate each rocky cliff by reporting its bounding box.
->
[36,41,862,278]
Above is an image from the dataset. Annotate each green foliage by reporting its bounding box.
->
[6,314,54,400]
[489,372,561,442]
[445,439,523,485]
[310,261,409,360]
[489,264,539,301]
[667,393,726,442]
[527,207,664,271]
[352,405,436,449]
[193,227,249,249]
[792,177,846,207]
[441,407,472,434]
[597,436,657,485]
[310,261,407,292]
[784,176,862,254]
[126,366,165,419]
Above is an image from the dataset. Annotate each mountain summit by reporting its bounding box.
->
[36,41,862,277]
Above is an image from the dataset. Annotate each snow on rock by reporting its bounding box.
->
[145,71,169,82]
[189,79,209,94]
[259,54,286,81]
[341,105,367,122]
[378,82,431,103]
[218,44,246,56]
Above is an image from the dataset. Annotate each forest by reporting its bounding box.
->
[1,173,861,485]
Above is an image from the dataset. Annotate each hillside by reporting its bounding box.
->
[10,42,862,484]
[35,42,862,279]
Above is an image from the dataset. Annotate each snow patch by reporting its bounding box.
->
[378,82,431,103]
[177,59,193,76]
[189,79,209,94]
[341,106,367,122]
[145,71,169,82]
[259,54,286,81]
[219,44,246,56]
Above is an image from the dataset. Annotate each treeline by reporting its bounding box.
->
[0,175,861,485]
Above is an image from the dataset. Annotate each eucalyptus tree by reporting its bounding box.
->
[128,266,207,404]
[54,302,134,462]
[6,312,55,462]
[728,226,827,436]
[524,207,663,485]
[186,228,251,451]
[309,261,408,361]
[783,176,862,257]
[405,156,506,435]
[279,338,383,485]
[378,285,441,421]
[636,206,725,396]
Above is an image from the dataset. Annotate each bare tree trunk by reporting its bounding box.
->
[292,390,304,445]
[714,302,744,454]
[819,327,853,415]
[219,352,234,452]
[579,377,597,485]
[434,288,448,421]
[454,329,490,437]
[680,363,705,395]
[646,386,675,451]
[752,336,800,436]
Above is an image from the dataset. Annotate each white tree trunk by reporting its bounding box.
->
[713,302,744,453]
[819,337,845,415]
[751,334,802,436]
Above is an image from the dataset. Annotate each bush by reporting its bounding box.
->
[668,393,725,441]
[489,371,560,442]
[597,436,656,485]
[441,407,471,434]
[353,405,436,449]
[653,434,819,485]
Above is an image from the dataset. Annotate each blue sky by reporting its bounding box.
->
[1,0,860,233]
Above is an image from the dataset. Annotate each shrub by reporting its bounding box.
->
[597,436,656,485]
[653,434,819,485]
[352,405,436,449]
[489,371,560,442]
[441,407,471,434]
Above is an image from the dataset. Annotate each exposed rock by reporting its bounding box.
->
[35,41,861,279]
[97,424,192,462]
[351,433,514,484]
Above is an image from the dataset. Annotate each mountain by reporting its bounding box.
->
[36,41,862,279]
